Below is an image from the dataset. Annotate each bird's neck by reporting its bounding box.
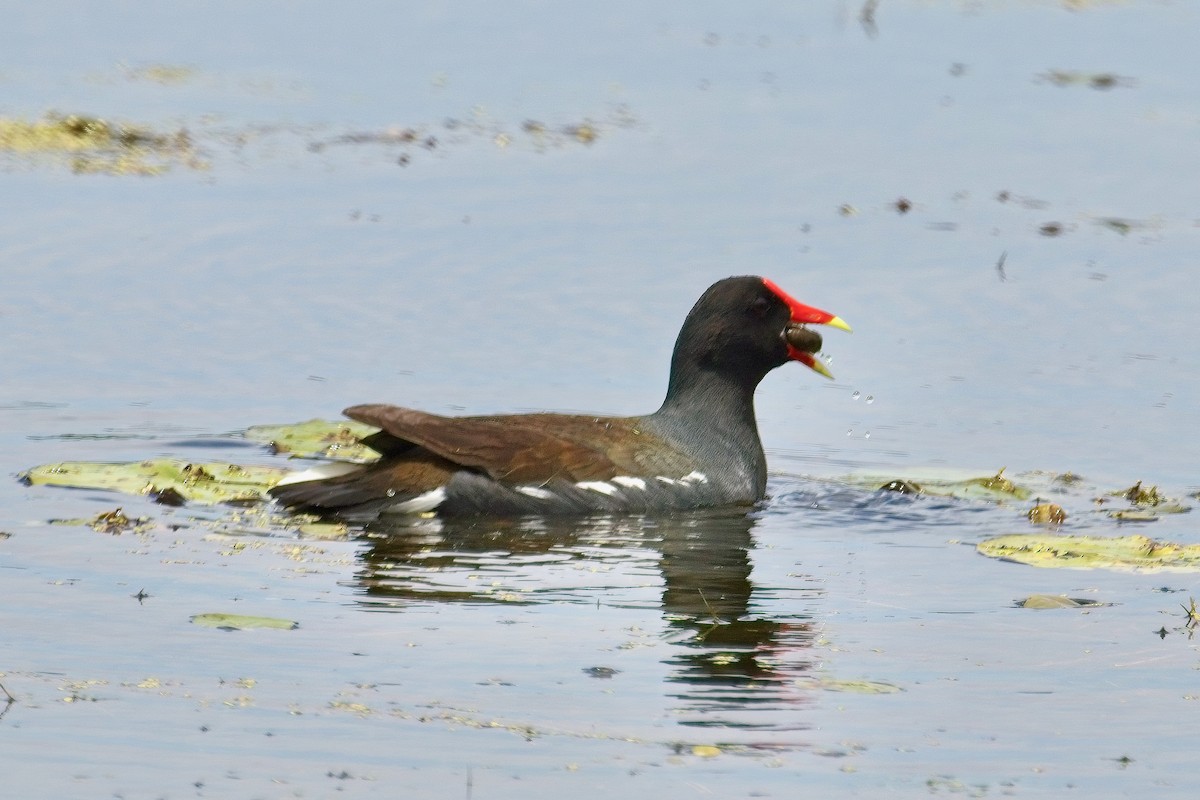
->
[657,365,761,429]
[649,365,768,496]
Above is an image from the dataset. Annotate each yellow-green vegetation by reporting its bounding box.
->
[1115,480,1166,506]
[979,534,1200,572]
[1104,481,1191,519]
[20,420,381,509]
[43,507,156,534]
[866,466,1032,502]
[798,677,903,694]
[1016,594,1102,609]
[0,112,203,175]
[865,469,1191,526]
[244,419,380,462]
[190,613,299,631]
[1182,597,1199,630]
[1027,503,1067,525]
[967,467,1031,499]
[121,63,195,84]
[21,460,287,505]
[89,507,144,534]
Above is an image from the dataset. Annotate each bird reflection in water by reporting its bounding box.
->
[354,508,819,727]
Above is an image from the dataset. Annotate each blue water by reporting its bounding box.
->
[2,2,1197,797]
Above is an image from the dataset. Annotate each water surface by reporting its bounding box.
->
[2,2,1197,797]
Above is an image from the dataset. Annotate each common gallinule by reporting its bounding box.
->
[270,276,849,518]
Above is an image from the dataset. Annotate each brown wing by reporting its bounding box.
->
[343,404,687,484]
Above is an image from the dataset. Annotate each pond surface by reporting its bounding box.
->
[2,1,1198,797]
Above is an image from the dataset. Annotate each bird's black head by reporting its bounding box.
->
[668,276,850,394]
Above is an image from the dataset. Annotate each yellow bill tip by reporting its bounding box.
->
[808,357,836,380]
[826,315,852,333]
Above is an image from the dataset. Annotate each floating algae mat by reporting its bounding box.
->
[190,613,299,631]
[243,419,380,462]
[851,467,1033,502]
[0,112,202,175]
[21,461,288,505]
[1015,594,1106,609]
[20,420,384,506]
[979,534,1200,573]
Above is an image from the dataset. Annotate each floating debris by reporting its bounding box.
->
[968,468,1031,500]
[879,479,922,495]
[565,122,597,144]
[21,460,287,505]
[1102,482,1192,520]
[1116,481,1163,506]
[0,112,202,175]
[582,666,620,679]
[1108,509,1160,522]
[120,63,196,84]
[90,507,140,534]
[308,127,421,152]
[996,190,1049,209]
[190,613,299,631]
[1027,503,1067,526]
[1038,70,1134,90]
[1095,217,1138,236]
[152,486,188,507]
[979,533,1200,572]
[308,114,611,160]
[850,467,1031,502]
[244,419,379,462]
[1016,594,1103,609]
[824,678,900,694]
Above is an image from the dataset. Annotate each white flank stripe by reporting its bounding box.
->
[517,486,555,500]
[388,487,446,514]
[655,472,707,487]
[273,462,362,487]
[612,476,647,490]
[576,480,619,496]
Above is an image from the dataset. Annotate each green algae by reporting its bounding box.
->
[243,419,380,462]
[21,460,287,505]
[0,112,203,175]
[190,613,299,631]
[1016,594,1104,609]
[979,534,1200,573]
[858,467,1032,502]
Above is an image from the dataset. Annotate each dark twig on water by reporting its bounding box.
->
[1181,597,1199,629]
[0,678,15,721]
[860,0,880,38]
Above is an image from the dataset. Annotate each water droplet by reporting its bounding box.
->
[864,430,872,439]
[865,395,874,404]
[851,391,860,401]
[846,429,853,437]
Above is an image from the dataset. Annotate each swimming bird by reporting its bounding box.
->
[269,275,849,519]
